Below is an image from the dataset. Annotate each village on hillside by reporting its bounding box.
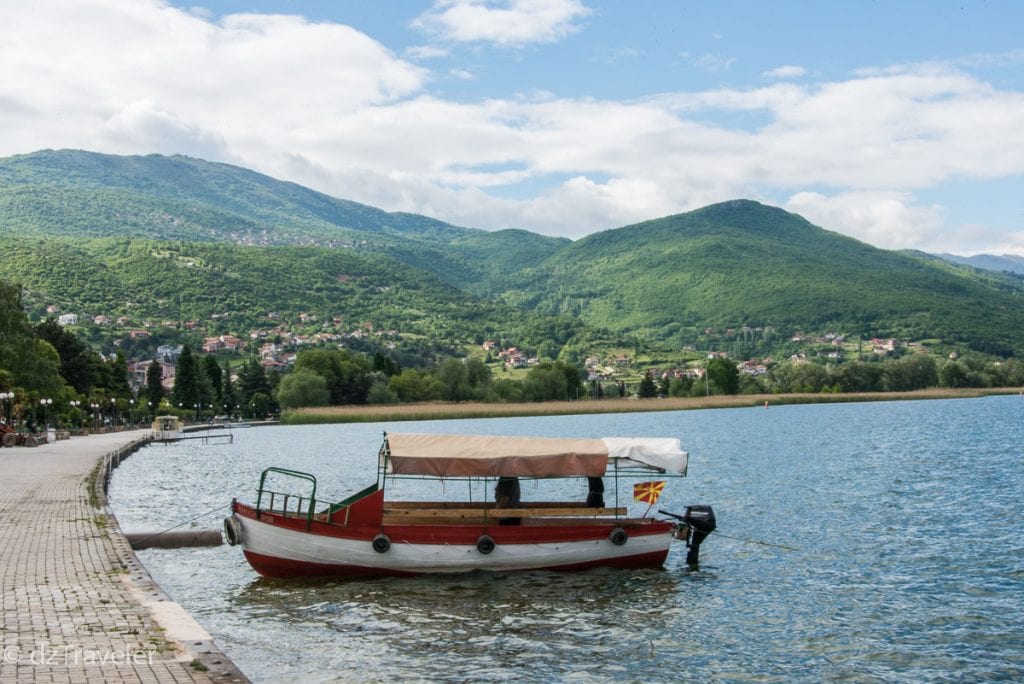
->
[41,302,929,399]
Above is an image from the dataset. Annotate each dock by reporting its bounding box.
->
[0,430,247,683]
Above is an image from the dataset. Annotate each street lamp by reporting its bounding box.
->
[69,400,81,428]
[128,399,135,427]
[0,392,11,426]
[90,403,99,430]
[110,397,117,428]
[40,398,52,429]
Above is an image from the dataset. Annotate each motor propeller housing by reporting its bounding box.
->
[660,505,716,565]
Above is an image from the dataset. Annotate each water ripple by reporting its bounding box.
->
[110,397,1024,682]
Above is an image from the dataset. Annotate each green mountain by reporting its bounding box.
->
[0,149,568,288]
[936,252,1024,276]
[485,200,1024,352]
[2,150,1023,357]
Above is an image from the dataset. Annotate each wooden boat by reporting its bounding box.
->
[225,432,716,577]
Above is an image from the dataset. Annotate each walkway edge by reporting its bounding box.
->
[93,435,250,682]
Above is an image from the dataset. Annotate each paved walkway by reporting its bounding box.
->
[0,432,247,683]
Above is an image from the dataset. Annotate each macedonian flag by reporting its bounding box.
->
[633,481,666,505]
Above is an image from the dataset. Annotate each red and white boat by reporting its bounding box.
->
[225,432,716,577]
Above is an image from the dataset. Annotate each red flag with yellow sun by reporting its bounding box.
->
[633,481,666,505]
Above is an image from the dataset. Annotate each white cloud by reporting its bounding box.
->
[406,45,449,59]
[0,0,427,158]
[785,191,946,250]
[411,0,592,46]
[1,1,1024,254]
[694,53,736,72]
[763,65,807,79]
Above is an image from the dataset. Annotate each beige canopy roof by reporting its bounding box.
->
[382,433,688,478]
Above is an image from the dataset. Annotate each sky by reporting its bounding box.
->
[2,1,1023,255]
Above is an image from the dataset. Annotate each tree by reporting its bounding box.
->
[35,318,94,393]
[371,352,400,377]
[238,358,274,413]
[465,358,492,392]
[203,356,223,407]
[884,354,938,392]
[637,371,658,398]
[522,366,567,402]
[295,348,372,405]
[108,351,131,398]
[552,360,584,400]
[836,361,885,393]
[247,391,273,418]
[145,359,164,415]
[171,344,200,411]
[276,369,330,409]
[939,361,969,388]
[0,281,64,396]
[367,379,400,404]
[706,357,740,395]
[389,368,444,403]
[437,359,472,401]
[221,360,238,416]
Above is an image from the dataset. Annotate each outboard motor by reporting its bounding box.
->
[660,505,717,565]
[682,505,716,565]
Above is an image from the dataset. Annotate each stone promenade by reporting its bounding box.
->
[0,431,247,683]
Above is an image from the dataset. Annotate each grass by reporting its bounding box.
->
[283,387,1020,424]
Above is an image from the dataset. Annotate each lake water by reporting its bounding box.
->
[109,396,1024,682]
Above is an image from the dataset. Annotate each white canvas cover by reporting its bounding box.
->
[602,437,688,475]
[383,433,687,478]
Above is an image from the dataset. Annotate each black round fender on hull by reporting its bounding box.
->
[476,535,496,554]
[609,527,628,546]
[372,533,391,553]
[223,516,242,546]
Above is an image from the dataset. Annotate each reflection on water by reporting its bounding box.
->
[112,397,1024,682]
[228,568,696,682]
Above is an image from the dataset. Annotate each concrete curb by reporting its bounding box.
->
[93,435,250,683]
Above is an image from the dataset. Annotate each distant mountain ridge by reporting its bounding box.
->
[2,149,1023,356]
[936,253,1024,276]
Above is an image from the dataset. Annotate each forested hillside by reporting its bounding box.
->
[492,201,1024,353]
[0,232,586,363]
[3,150,1024,358]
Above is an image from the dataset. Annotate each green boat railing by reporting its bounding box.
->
[256,467,319,529]
[254,467,379,529]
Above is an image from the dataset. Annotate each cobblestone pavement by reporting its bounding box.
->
[0,432,247,683]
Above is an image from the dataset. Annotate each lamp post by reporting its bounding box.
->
[128,399,135,428]
[70,400,81,428]
[90,403,99,431]
[110,397,117,428]
[40,398,52,429]
[0,392,10,426]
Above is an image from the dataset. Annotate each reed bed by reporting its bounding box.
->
[283,388,1015,425]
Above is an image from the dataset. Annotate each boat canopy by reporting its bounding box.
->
[382,433,688,478]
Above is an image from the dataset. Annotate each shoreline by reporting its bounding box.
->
[285,387,1021,424]
[0,429,248,683]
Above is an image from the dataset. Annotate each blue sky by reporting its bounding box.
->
[2,1,1023,254]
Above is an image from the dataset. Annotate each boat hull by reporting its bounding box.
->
[231,502,674,578]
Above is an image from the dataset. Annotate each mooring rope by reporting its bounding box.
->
[707,531,799,552]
